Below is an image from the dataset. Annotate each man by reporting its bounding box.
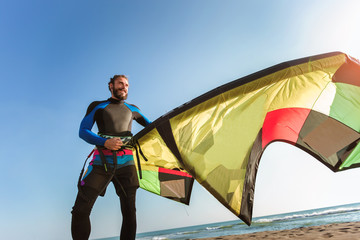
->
[71,75,151,240]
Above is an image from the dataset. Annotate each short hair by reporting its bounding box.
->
[108,75,128,91]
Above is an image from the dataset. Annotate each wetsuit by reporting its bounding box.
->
[71,97,151,240]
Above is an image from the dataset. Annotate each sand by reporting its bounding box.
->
[193,221,360,240]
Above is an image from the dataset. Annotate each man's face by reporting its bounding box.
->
[110,77,129,100]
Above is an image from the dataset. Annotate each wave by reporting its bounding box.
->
[175,230,201,235]
[151,237,169,240]
[206,223,237,231]
[254,204,360,224]
[206,226,221,230]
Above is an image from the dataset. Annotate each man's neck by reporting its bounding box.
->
[109,97,124,103]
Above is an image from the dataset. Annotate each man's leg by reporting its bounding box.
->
[71,166,111,240]
[119,186,138,240]
[71,187,99,240]
[113,165,139,240]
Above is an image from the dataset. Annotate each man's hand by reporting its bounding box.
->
[104,138,123,150]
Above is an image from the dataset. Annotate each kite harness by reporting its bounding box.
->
[77,133,148,202]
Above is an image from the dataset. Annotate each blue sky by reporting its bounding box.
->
[2,0,360,239]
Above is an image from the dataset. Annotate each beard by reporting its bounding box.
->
[113,88,128,100]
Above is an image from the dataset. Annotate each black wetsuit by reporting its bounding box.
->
[71,97,150,240]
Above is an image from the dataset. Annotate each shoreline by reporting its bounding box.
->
[192,221,360,240]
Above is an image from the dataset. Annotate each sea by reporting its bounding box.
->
[98,202,360,240]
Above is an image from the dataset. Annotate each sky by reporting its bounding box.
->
[2,0,360,239]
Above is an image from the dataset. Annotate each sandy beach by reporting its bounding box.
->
[193,221,360,240]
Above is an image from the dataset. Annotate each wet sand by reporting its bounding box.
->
[193,221,360,240]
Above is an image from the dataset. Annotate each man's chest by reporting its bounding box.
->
[99,104,133,125]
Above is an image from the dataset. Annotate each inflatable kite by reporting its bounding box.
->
[132,52,360,225]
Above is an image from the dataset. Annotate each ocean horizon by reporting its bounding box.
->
[96,202,360,240]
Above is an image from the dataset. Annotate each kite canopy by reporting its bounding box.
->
[133,52,360,225]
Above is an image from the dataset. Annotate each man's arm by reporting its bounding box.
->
[79,101,109,146]
[124,103,152,127]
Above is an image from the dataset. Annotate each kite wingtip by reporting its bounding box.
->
[238,214,252,226]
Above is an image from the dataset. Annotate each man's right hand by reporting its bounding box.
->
[104,138,123,150]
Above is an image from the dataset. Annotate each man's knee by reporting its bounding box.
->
[71,187,99,216]
[71,202,93,217]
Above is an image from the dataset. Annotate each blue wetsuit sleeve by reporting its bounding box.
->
[138,111,151,126]
[124,102,152,127]
[79,101,109,146]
